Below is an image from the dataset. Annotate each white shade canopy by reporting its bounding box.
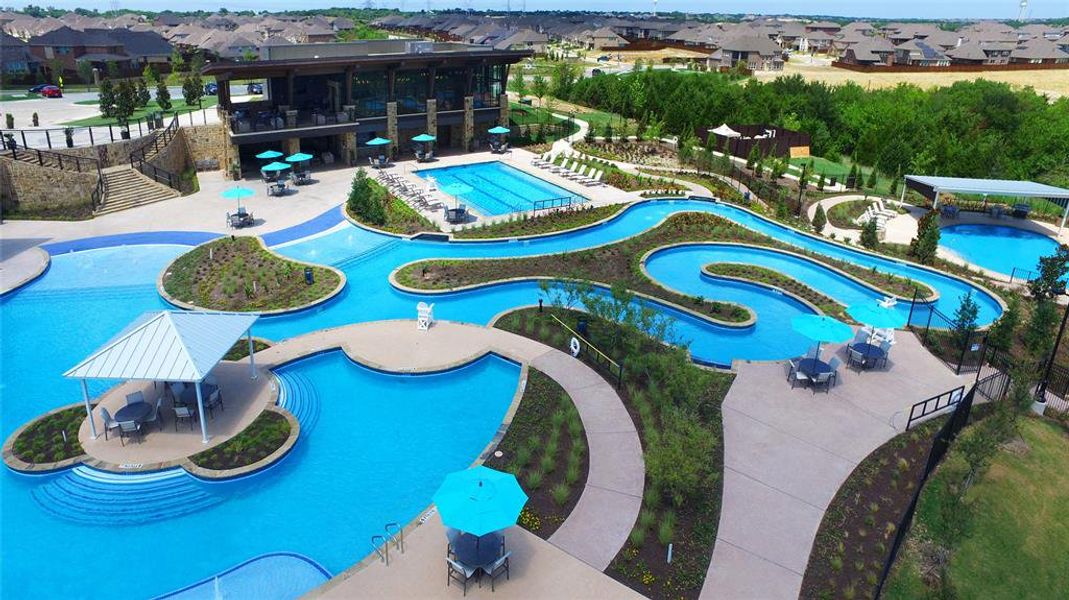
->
[905,175,1069,200]
[65,311,259,383]
[710,123,741,138]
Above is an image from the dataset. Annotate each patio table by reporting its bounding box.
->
[114,401,151,424]
[798,358,832,379]
[851,343,887,369]
[453,532,503,571]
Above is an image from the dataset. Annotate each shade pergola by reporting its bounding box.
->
[904,175,1069,231]
[65,311,259,444]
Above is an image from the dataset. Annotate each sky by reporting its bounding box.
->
[7,0,1068,20]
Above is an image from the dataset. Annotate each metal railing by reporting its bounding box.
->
[228,107,356,135]
[368,522,404,566]
[905,385,965,430]
[0,107,211,150]
[549,313,624,387]
[129,115,181,192]
[906,290,987,375]
[532,195,580,213]
[1009,266,1037,285]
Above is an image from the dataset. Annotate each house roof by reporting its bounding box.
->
[65,311,258,383]
[721,34,781,56]
[848,38,895,61]
[1012,37,1069,60]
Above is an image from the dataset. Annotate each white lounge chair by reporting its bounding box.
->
[566,164,588,180]
[587,170,605,186]
[551,159,573,174]
[417,302,435,330]
[873,199,897,218]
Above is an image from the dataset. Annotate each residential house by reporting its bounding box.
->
[1010,37,1069,64]
[894,39,950,66]
[945,40,1013,65]
[28,26,133,76]
[494,29,549,55]
[713,35,784,71]
[0,31,41,76]
[840,37,895,66]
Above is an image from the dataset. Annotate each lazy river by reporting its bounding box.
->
[0,197,1003,597]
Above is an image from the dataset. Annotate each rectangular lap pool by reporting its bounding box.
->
[416,161,582,216]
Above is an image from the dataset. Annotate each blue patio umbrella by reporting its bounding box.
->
[220,186,255,200]
[487,126,510,135]
[261,161,291,172]
[846,303,907,331]
[791,314,853,357]
[285,152,315,163]
[432,466,528,537]
[412,133,437,143]
[366,137,391,146]
[255,150,284,160]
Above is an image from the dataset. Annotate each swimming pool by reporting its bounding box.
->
[940,223,1060,277]
[1,197,1006,596]
[1,350,520,597]
[416,161,582,216]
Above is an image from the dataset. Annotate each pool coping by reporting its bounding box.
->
[156,236,347,316]
[0,246,51,297]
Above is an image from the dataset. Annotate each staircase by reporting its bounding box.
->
[95,166,180,216]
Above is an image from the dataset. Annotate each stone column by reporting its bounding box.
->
[499,94,510,126]
[342,104,356,124]
[426,99,437,137]
[386,101,398,158]
[283,138,300,155]
[340,131,357,165]
[284,110,297,129]
[463,96,474,152]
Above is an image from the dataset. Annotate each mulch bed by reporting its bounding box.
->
[189,411,290,471]
[484,368,588,538]
[11,406,86,464]
[454,204,625,240]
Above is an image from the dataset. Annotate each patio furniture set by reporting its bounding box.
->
[100,382,223,446]
[446,529,512,595]
[530,152,605,187]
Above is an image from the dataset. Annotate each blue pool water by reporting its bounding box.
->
[940,223,1060,277]
[1,351,519,598]
[416,161,581,216]
[1,197,1007,597]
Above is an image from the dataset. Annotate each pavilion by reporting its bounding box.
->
[903,175,1069,231]
[65,311,259,444]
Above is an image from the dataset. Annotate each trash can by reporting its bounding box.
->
[743,191,751,202]
[304,267,314,285]
[577,317,589,337]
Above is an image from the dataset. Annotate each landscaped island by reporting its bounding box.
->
[454,204,625,239]
[8,405,86,466]
[161,237,342,312]
[189,410,291,471]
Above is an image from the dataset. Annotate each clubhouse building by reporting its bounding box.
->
[202,39,530,173]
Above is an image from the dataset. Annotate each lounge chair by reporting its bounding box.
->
[100,407,121,441]
[590,170,605,186]
[551,159,572,174]
[118,420,142,446]
[566,164,588,181]
[143,397,164,431]
[446,558,478,595]
[484,551,512,591]
[873,199,896,218]
[417,302,435,331]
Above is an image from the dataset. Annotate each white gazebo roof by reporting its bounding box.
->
[710,123,741,138]
[65,311,259,383]
[904,175,1069,199]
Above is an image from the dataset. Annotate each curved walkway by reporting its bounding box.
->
[255,319,643,576]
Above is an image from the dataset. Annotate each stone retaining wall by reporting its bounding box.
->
[50,135,155,168]
[183,123,231,174]
[0,157,97,216]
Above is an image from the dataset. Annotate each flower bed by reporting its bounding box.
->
[454,204,625,240]
[484,368,588,538]
[495,307,729,599]
[11,406,86,465]
[162,237,341,312]
[189,410,290,471]
[827,199,871,230]
[574,141,679,169]
[346,170,438,235]
[703,263,845,318]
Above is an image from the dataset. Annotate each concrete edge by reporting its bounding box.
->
[2,401,89,474]
[0,246,51,297]
[155,236,347,316]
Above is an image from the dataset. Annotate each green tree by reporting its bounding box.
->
[909,210,941,265]
[155,81,172,113]
[846,163,859,189]
[865,165,878,189]
[746,144,760,170]
[346,168,386,225]
[98,79,116,119]
[1028,245,1069,301]
[135,78,151,108]
[530,74,549,107]
[812,204,827,233]
[676,134,695,165]
[46,57,63,84]
[889,169,901,197]
[860,218,880,249]
[142,64,157,86]
[1024,300,1059,361]
[105,60,119,79]
[952,290,980,351]
[549,62,580,99]
[512,72,527,100]
[241,49,258,62]
[112,80,138,129]
[182,75,203,112]
[76,60,93,90]
[986,293,1020,351]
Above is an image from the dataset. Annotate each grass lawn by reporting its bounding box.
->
[62,97,219,126]
[510,102,570,126]
[162,236,340,312]
[789,155,896,196]
[885,417,1069,599]
[0,93,35,102]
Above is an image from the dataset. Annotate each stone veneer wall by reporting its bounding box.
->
[499,94,510,126]
[426,99,438,138]
[50,135,155,168]
[463,96,474,151]
[147,129,195,193]
[0,157,98,215]
[386,102,398,158]
[183,123,231,172]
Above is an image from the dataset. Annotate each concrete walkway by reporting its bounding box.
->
[700,331,964,599]
[0,240,48,295]
[252,320,643,577]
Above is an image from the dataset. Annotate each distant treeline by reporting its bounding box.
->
[561,70,1069,186]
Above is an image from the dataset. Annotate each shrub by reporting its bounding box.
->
[909,210,940,264]
[551,483,571,505]
[565,461,580,485]
[860,218,880,249]
[812,204,827,233]
[514,445,533,469]
[540,453,557,474]
[646,407,719,507]
[629,526,646,547]
[526,469,544,489]
[657,510,676,545]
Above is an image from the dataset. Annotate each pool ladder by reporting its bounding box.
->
[370,522,404,566]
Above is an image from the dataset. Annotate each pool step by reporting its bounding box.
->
[32,466,223,525]
[332,239,402,270]
[276,369,321,433]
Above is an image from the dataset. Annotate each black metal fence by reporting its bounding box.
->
[1,107,211,151]
[532,196,581,213]
[548,313,624,387]
[686,151,806,216]
[905,385,965,430]
[906,292,987,375]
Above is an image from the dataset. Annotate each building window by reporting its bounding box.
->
[56,46,73,55]
[352,71,387,118]
[434,67,466,111]
[472,64,504,109]
[394,68,428,114]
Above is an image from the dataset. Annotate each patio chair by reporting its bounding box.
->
[847,345,867,371]
[143,397,164,432]
[827,356,842,387]
[446,558,478,596]
[484,551,512,592]
[567,164,589,181]
[174,404,197,431]
[100,407,122,441]
[125,391,145,406]
[786,359,809,389]
[878,340,893,368]
[590,170,605,186]
[811,371,833,394]
[118,420,142,446]
[806,345,822,360]
[445,527,461,560]
[205,389,224,420]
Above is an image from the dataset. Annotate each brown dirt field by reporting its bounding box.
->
[755,61,1069,98]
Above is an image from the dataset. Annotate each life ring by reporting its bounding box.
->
[569,337,581,357]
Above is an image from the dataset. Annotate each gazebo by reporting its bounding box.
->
[65,311,260,444]
[903,175,1069,231]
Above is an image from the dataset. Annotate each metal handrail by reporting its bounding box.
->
[370,534,389,565]
[906,385,965,430]
[549,313,625,387]
[129,115,181,192]
[384,522,404,554]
